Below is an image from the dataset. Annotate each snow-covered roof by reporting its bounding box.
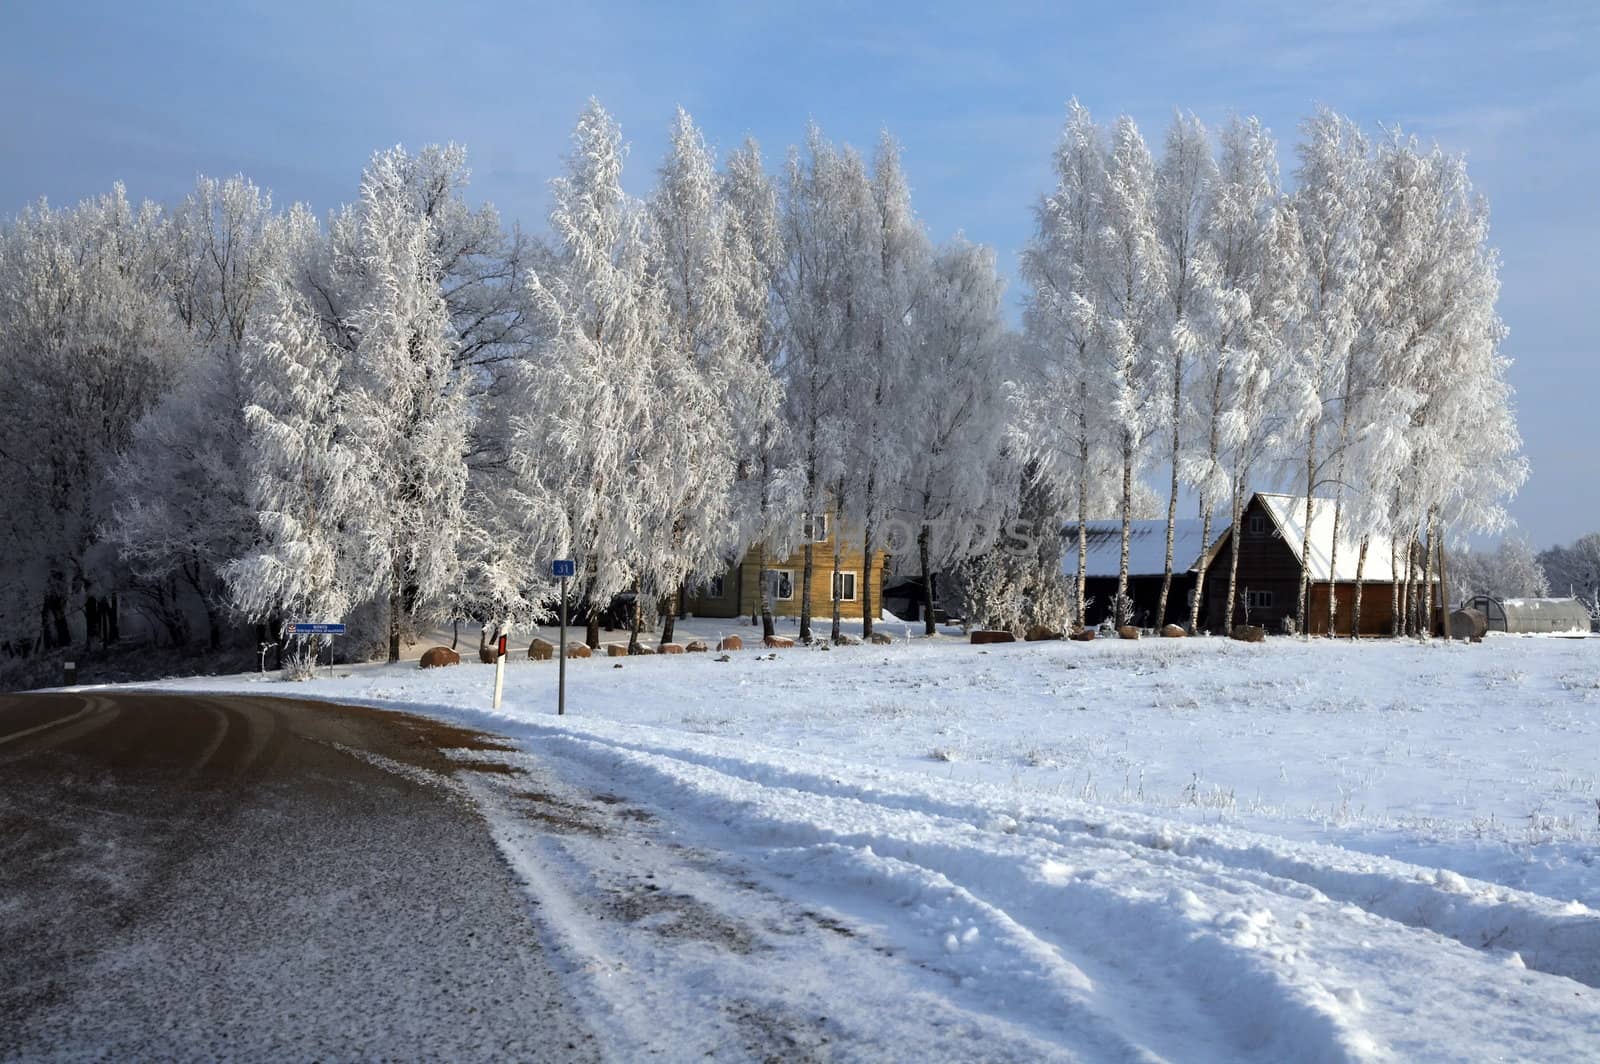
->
[1060,519,1212,579]
[1255,493,1399,583]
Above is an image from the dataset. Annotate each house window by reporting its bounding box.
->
[832,571,858,602]
[771,569,795,601]
[704,575,725,599]
[802,513,830,542]
[1246,589,1274,609]
[1248,514,1267,536]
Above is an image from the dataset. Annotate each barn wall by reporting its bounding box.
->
[1306,583,1402,637]
[1202,496,1304,632]
[1081,574,1198,628]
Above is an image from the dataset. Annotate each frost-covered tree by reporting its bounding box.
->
[844,133,928,640]
[721,138,788,639]
[899,238,1010,635]
[775,126,856,643]
[515,100,659,649]
[1096,116,1165,624]
[1187,117,1280,632]
[1287,109,1369,634]
[1019,100,1109,630]
[338,147,471,662]
[646,108,744,644]
[1540,534,1600,619]
[1151,111,1216,628]
[111,176,286,649]
[221,272,362,677]
[1451,534,1549,604]
[0,186,179,650]
[1219,198,1308,633]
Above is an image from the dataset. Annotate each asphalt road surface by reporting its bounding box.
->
[0,691,597,1061]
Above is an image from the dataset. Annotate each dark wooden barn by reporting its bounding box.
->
[1200,493,1432,637]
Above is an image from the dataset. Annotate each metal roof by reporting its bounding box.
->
[1061,519,1212,579]
[1255,493,1403,583]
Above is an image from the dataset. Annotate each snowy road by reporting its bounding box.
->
[0,692,595,1061]
[63,634,1600,1059]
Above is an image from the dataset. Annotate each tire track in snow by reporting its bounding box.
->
[538,721,1600,988]
[523,724,1600,1062]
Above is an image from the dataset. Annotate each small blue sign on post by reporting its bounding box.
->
[550,559,576,579]
[288,622,347,636]
[287,622,344,678]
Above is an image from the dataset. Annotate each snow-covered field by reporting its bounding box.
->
[132,624,1600,1060]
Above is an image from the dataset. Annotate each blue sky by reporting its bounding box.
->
[4,0,1595,547]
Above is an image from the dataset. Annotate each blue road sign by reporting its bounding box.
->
[288,622,346,635]
[551,559,576,579]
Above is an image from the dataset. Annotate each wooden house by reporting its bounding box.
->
[682,513,888,622]
[1200,492,1436,637]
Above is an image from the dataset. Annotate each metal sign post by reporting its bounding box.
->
[552,560,576,715]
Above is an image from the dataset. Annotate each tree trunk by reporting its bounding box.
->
[861,520,876,641]
[1326,491,1343,639]
[659,584,679,644]
[919,525,936,637]
[1157,370,1182,629]
[1390,539,1401,638]
[829,518,843,644]
[84,595,99,652]
[1421,513,1437,640]
[586,616,600,650]
[1117,442,1134,626]
[387,563,402,664]
[205,603,222,651]
[1189,506,1213,634]
[1075,395,1090,630]
[758,454,776,641]
[1351,537,1369,640]
[1437,522,1452,643]
[1224,480,1244,633]
[628,579,644,654]
[800,539,815,644]
[1297,442,1317,638]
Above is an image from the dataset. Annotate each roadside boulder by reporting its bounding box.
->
[479,644,498,664]
[1024,625,1061,642]
[528,638,554,661]
[718,635,743,652]
[1160,624,1187,639]
[1117,626,1140,640]
[684,640,709,653]
[420,646,460,669]
[832,634,861,646]
[565,643,592,658]
[629,644,655,656]
[1231,625,1266,643]
[971,630,1016,645]
[869,631,894,646]
[606,644,629,657]
[764,635,795,649]
[1069,629,1095,642]
[658,643,685,654]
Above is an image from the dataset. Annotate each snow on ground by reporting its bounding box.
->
[127,623,1600,1060]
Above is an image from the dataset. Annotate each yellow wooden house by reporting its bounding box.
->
[682,514,887,621]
